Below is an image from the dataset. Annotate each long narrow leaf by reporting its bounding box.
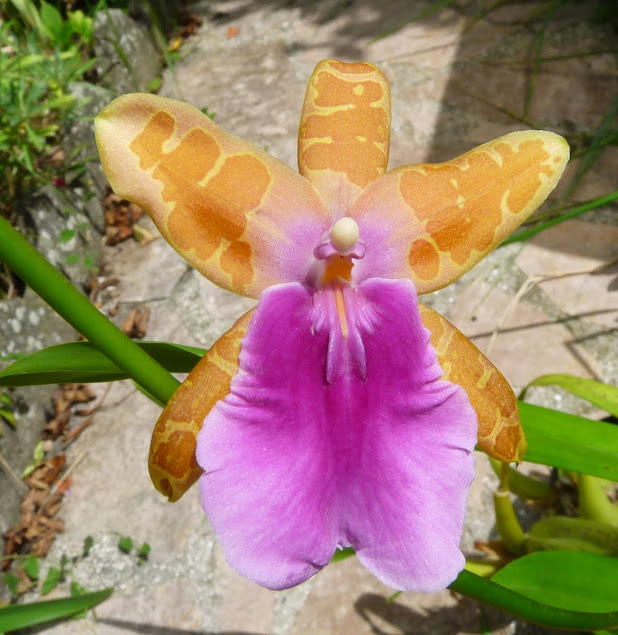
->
[450,569,618,631]
[521,374,618,418]
[519,401,618,481]
[501,189,618,245]
[0,341,206,386]
[0,588,112,630]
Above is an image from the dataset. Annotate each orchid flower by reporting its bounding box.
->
[95,60,569,592]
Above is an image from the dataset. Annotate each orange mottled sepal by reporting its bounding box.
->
[298,60,391,216]
[351,131,569,294]
[148,310,253,501]
[95,94,330,298]
[419,304,526,463]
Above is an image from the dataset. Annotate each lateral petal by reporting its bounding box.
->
[197,279,477,591]
[419,304,526,463]
[298,60,391,217]
[148,309,253,502]
[350,131,569,293]
[95,94,330,297]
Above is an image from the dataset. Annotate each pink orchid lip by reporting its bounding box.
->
[197,277,477,591]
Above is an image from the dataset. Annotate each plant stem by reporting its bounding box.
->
[578,473,618,528]
[494,489,527,556]
[489,457,552,500]
[0,217,179,404]
[501,190,618,245]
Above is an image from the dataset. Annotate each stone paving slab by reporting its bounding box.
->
[6,0,616,633]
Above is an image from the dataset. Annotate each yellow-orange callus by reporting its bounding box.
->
[298,59,391,215]
[419,304,526,463]
[148,310,253,501]
[95,94,329,298]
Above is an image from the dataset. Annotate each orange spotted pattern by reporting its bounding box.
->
[148,310,254,501]
[400,135,568,288]
[350,131,569,294]
[130,114,270,291]
[400,139,554,271]
[298,59,391,214]
[95,93,331,298]
[419,304,526,463]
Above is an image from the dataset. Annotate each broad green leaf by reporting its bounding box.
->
[519,401,618,482]
[527,516,618,556]
[0,588,112,630]
[521,374,618,418]
[0,341,205,386]
[450,569,618,631]
[491,551,618,613]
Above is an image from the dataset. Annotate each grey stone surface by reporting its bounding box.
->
[1,0,616,632]
[64,81,117,207]
[17,185,103,290]
[93,8,162,94]
[0,292,78,533]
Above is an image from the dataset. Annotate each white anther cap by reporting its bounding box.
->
[329,217,360,253]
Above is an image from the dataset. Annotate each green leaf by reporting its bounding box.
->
[0,216,180,406]
[4,573,19,595]
[519,401,618,482]
[450,568,618,630]
[39,1,64,43]
[83,535,94,557]
[22,554,39,581]
[527,516,618,556]
[502,190,618,245]
[521,374,618,418]
[70,580,86,596]
[33,440,45,462]
[0,588,112,630]
[0,406,17,428]
[491,551,618,613]
[137,542,151,560]
[118,537,133,554]
[59,229,76,243]
[331,547,355,562]
[0,341,205,386]
[41,567,61,595]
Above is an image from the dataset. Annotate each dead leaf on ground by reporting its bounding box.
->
[120,307,150,339]
[103,186,144,245]
[63,417,94,443]
[45,384,96,440]
[177,11,202,38]
[2,455,68,570]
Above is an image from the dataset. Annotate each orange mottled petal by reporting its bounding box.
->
[148,310,253,501]
[350,131,569,294]
[298,59,391,217]
[419,304,526,463]
[95,94,330,298]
